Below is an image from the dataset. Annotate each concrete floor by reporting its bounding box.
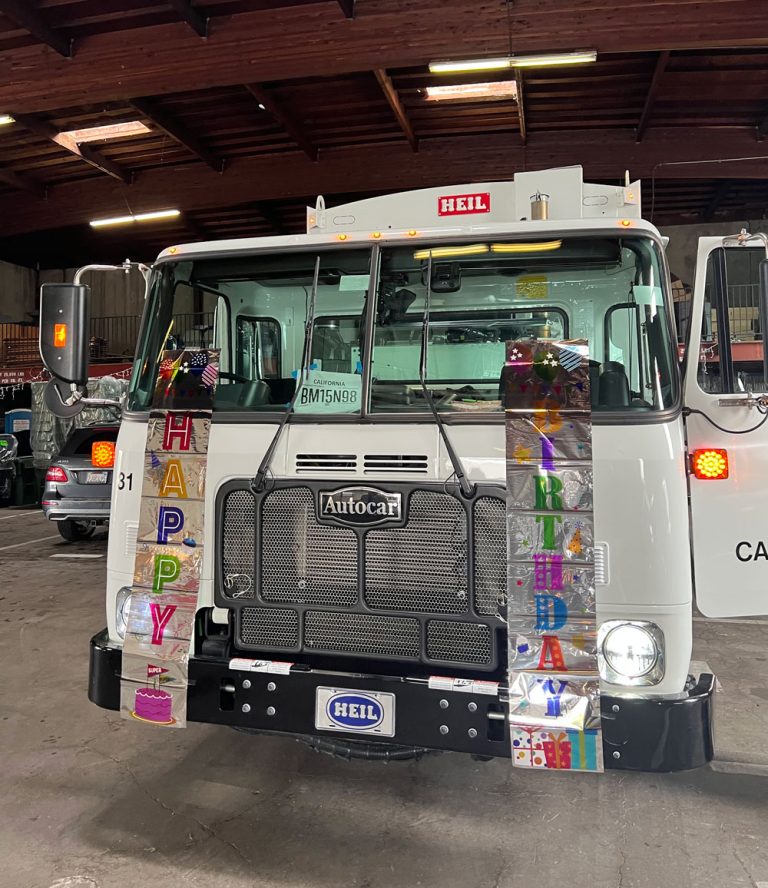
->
[1,509,767,888]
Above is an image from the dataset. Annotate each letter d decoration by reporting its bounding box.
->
[503,340,603,771]
[120,348,219,728]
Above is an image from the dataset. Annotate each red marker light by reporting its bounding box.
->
[91,441,116,468]
[691,449,729,480]
[53,323,67,347]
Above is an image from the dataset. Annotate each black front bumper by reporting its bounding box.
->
[90,630,715,772]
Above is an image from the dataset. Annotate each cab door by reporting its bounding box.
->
[684,232,768,617]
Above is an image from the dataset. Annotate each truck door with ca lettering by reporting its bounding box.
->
[684,232,768,617]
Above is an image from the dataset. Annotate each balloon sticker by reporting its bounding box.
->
[505,340,603,771]
[120,349,219,728]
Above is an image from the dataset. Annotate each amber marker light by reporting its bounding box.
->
[371,231,382,239]
[407,229,418,237]
[691,448,729,480]
[53,324,67,348]
[618,219,633,228]
[92,441,116,469]
[337,233,348,241]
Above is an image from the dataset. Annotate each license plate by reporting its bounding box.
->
[315,686,395,737]
[84,471,108,484]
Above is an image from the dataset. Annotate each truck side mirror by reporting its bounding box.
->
[39,282,90,386]
[760,260,768,386]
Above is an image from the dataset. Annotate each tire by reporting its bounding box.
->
[57,519,96,542]
[0,473,12,506]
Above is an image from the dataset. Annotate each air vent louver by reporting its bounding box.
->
[363,454,428,474]
[295,453,357,473]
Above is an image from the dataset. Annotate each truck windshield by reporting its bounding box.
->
[127,249,372,413]
[128,235,677,415]
[370,235,677,413]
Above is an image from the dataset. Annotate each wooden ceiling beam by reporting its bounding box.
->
[0,0,71,58]
[702,180,731,221]
[636,50,671,142]
[3,3,768,115]
[757,108,768,140]
[0,165,46,198]
[514,69,527,146]
[253,201,286,235]
[128,97,223,171]
[3,127,768,239]
[373,69,417,153]
[244,83,318,161]
[11,113,130,182]
[168,0,209,38]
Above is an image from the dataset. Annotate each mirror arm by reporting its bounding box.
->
[73,258,149,285]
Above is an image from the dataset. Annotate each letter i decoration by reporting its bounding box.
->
[503,340,603,771]
[119,348,219,727]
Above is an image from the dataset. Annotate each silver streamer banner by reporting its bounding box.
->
[119,349,219,728]
[503,339,603,772]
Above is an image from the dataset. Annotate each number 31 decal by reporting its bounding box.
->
[118,472,133,491]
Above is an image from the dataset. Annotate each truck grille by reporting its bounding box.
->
[218,482,505,670]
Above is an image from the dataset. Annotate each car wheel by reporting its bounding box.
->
[57,520,95,542]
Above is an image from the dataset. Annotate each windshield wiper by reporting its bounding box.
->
[250,256,321,493]
[418,255,475,499]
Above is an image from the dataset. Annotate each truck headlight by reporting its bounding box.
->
[598,620,664,686]
[116,586,132,639]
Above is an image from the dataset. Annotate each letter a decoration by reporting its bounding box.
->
[502,340,603,771]
[120,348,219,727]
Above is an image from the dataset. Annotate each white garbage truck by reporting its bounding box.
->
[39,166,768,771]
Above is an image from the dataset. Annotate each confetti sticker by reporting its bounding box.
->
[505,340,602,771]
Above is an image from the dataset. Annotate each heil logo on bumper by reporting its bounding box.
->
[326,692,384,731]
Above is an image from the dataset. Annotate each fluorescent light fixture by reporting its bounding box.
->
[426,81,517,102]
[429,57,510,74]
[510,50,597,68]
[491,240,562,253]
[90,209,181,228]
[429,51,596,74]
[257,103,266,111]
[0,115,14,126]
[414,244,489,260]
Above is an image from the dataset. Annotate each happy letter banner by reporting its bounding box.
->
[502,339,603,772]
[120,348,219,728]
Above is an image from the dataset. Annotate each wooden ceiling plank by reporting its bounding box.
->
[636,50,671,142]
[253,201,287,235]
[336,0,355,18]
[168,0,209,38]
[0,165,45,197]
[11,112,130,182]
[0,0,71,57]
[373,69,417,152]
[129,96,224,171]
[702,180,732,220]
[243,83,318,161]
[757,108,768,139]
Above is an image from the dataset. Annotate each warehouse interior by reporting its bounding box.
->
[1,3,768,887]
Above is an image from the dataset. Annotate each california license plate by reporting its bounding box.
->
[85,471,108,484]
[315,686,395,737]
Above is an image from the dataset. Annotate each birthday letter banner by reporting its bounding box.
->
[120,348,219,728]
[502,339,603,772]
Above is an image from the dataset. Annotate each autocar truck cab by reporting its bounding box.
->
[74,166,746,771]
